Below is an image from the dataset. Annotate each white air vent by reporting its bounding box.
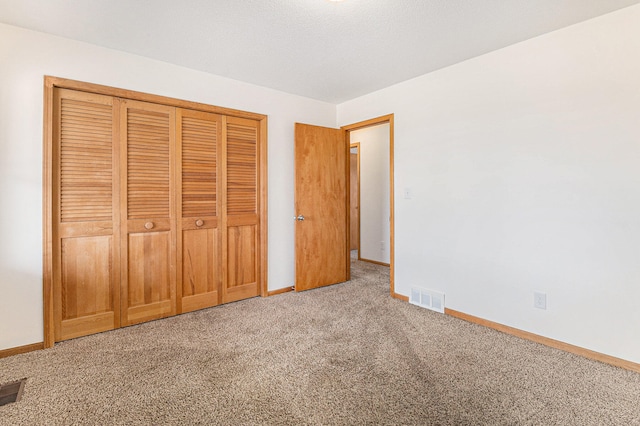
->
[410,287,445,313]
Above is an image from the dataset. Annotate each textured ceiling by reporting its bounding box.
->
[1,0,639,103]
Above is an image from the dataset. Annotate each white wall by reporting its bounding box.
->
[0,23,336,351]
[350,124,390,264]
[338,5,640,363]
[3,4,640,365]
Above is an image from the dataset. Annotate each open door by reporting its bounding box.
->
[294,123,349,291]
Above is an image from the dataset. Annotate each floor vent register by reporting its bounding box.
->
[0,378,26,406]
[410,287,445,314]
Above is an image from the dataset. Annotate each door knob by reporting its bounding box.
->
[144,222,154,230]
[195,219,204,227]
[296,215,305,221]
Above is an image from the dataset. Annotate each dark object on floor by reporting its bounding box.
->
[0,378,26,406]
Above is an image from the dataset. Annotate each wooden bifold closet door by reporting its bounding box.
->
[52,89,120,341]
[120,100,177,326]
[177,109,222,313]
[48,82,265,344]
[223,117,260,303]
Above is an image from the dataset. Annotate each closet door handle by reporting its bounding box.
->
[195,219,204,227]
[144,222,155,230]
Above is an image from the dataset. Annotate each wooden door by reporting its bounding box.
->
[350,151,359,251]
[294,123,349,291]
[222,117,261,303]
[52,88,120,341]
[177,109,222,313]
[120,100,176,325]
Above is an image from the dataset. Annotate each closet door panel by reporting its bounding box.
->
[53,88,120,341]
[181,227,219,312]
[58,235,115,340]
[225,224,258,301]
[222,117,260,303]
[61,237,112,315]
[121,100,176,326]
[177,109,222,313]
[126,231,172,323]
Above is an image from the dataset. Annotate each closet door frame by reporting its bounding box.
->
[43,76,268,348]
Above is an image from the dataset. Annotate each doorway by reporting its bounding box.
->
[293,114,396,297]
[342,114,395,296]
[348,123,390,267]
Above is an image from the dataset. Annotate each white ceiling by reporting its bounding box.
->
[1,0,639,103]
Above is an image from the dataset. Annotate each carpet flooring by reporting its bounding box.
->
[1,260,639,425]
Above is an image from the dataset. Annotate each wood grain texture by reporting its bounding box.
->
[60,236,113,320]
[120,100,176,326]
[358,258,390,267]
[59,97,113,222]
[45,76,266,121]
[445,308,640,373]
[0,343,44,359]
[349,148,360,251]
[52,88,120,342]
[43,78,55,348]
[294,123,347,291]
[59,312,115,341]
[44,77,268,343]
[389,116,395,298]
[127,233,170,306]
[226,118,257,215]
[267,287,294,296]
[341,114,394,132]
[391,292,409,302]
[126,108,171,219]
[177,109,222,313]
[222,117,261,303]
[258,118,268,297]
[181,112,219,217]
[227,225,256,288]
[181,229,216,296]
[180,228,219,312]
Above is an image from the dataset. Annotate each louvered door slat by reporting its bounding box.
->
[222,117,260,304]
[127,109,171,220]
[60,99,113,222]
[178,110,221,313]
[54,88,120,342]
[121,101,176,326]
[182,116,218,217]
[226,121,257,215]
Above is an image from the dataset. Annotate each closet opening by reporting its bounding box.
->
[43,76,268,347]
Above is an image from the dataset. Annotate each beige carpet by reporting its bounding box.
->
[1,260,639,425]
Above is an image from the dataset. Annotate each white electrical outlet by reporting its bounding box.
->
[534,292,547,310]
[380,241,385,251]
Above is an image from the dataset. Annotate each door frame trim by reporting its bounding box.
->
[341,114,396,298]
[349,143,361,256]
[43,76,268,348]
